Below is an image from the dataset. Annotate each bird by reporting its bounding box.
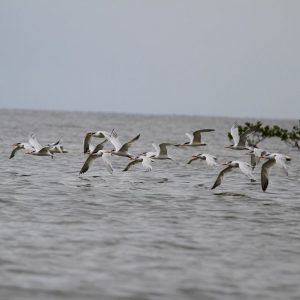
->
[175,129,215,147]
[187,153,218,166]
[83,131,111,154]
[79,143,113,175]
[226,122,259,150]
[246,146,270,170]
[123,154,154,172]
[9,142,34,159]
[49,144,68,154]
[145,143,173,160]
[26,133,55,158]
[260,153,291,192]
[211,160,256,190]
[103,129,140,159]
[46,140,68,154]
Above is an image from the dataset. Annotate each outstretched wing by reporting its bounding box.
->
[261,159,276,192]
[119,134,140,153]
[101,152,113,174]
[159,143,171,156]
[152,143,160,155]
[204,154,218,166]
[193,129,215,144]
[79,154,98,174]
[123,159,141,171]
[238,161,255,180]
[274,154,289,176]
[103,131,122,151]
[239,126,260,147]
[28,132,43,152]
[185,133,194,144]
[48,140,60,147]
[141,156,153,172]
[211,165,232,189]
[93,139,108,153]
[230,122,240,146]
[84,133,93,153]
[187,155,200,164]
[9,146,21,159]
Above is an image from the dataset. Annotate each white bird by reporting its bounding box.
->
[211,160,256,190]
[9,142,34,159]
[49,144,68,154]
[79,143,113,175]
[175,129,215,147]
[247,146,270,170]
[187,153,218,166]
[260,153,291,192]
[83,131,111,154]
[103,130,140,159]
[146,143,173,160]
[45,140,68,154]
[26,133,55,158]
[226,122,259,150]
[123,155,154,172]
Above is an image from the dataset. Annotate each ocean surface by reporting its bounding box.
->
[1,109,300,300]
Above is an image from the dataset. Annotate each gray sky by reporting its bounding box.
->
[0,0,299,119]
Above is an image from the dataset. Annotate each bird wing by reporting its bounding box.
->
[48,140,60,147]
[145,151,156,158]
[211,165,233,189]
[185,133,194,143]
[9,146,22,159]
[38,146,52,154]
[231,123,240,146]
[92,139,108,153]
[152,143,160,155]
[119,134,140,153]
[28,132,43,152]
[275,154,289,176]
[49,145,62,153]
[141,156,153,171]
[187,156,200,164]
[204,154,218,166]
[250,154,256,170]
[193,129,215,144]
[103,131,122,151]
[79,154,98,174]
[123,159,141,171]
[238,126,259,147]
[192,130,203,143]
[261,159,276,192]
[84,133,93,153]
[158,143,171,156]
[238,161,256,180]
[101,152,113,174]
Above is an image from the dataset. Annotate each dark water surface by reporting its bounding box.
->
[1,109,300,300]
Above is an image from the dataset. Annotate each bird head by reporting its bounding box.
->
[12,143,21,147]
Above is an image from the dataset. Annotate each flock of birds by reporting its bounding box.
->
[10,123,292,192]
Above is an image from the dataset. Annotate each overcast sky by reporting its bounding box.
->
[0,0,299,119]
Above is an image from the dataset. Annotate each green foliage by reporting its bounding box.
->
[228,120,300,149]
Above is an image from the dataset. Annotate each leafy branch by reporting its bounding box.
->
[227,120,300,149]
